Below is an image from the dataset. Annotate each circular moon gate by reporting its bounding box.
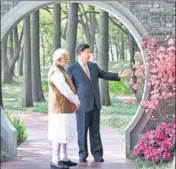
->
[1,1,150,157]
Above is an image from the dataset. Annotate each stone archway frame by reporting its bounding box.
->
[1,1,150,157]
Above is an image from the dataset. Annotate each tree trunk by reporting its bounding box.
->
[79,5,97,55]
[114,39,119,61]
[0,38,3,108]
[97,10,111,106]
[128,32,135,69]
[120,31,125,61]
[1,38,14,83]
[18,47,24,76]
[53,4,61,51]
[89,6,97,53]
[95,37,99,61]
[10,31,14,59]
[22,16,33,107]
[31,11,45,102]
[66,3,78,64]
[41,29,46,66]
[0,2,3,107]
[110,38,114,62]
[10,31,16,76]
[2,26,23,83]
[10,26,23,77]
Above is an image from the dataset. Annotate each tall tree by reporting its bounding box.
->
[9,31,14,59]
[40,29,46,66]
[53,4,61,51]
[79,5,98,55]
[0,1,2,108]
[66,3,78,64]
[128,31,136,68]
[10,31,16,76]
[1,26,23,83]
[18,47,24,76]
[1,38,8,83]
[0,38,5,107]
[31,10,45,102]
[22,16,33,107]
[97,10,111,106]
[120,31,125,61]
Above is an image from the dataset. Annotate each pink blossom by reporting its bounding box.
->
[129,37,175,113]
[159,46,167,52]
[168,38,175,46]
[133,84,138,90]
[166,92,174,98]
[167,46,175,51]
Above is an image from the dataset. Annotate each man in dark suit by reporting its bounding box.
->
[67,44,130,162]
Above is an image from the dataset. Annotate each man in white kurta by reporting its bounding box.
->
[48,49,80,169]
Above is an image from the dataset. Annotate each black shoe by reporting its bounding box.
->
[50,161,69,169]
[79,158,87,162]
[94,157,104,162]
[60,159,77,167]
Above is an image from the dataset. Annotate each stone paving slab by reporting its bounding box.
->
[1,112,136,169]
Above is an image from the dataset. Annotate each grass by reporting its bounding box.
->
[2,69,48,113]
[101,95,137,132]
[109,78,131,95]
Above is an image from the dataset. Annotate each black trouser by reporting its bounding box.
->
[76,105,103,159]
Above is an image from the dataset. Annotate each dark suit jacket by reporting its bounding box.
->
[67,61,120,113]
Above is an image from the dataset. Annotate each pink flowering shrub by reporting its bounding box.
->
[133,121,176,163]
[130,37,176,112]
[130,38,176,163]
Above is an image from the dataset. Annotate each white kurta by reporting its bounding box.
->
[48,70,80,143]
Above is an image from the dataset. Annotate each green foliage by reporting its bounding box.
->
[1,150,8,161]
[108,61,132,95]
[134,158,172,169]
[5,112,27,143]
[109,78,131,95]
[42,80,48,93]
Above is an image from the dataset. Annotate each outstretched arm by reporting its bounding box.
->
[96,64,121,81]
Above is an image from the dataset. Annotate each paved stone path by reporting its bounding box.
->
[1,112,136,169]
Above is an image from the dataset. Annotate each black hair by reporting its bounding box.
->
[76,44,90,54]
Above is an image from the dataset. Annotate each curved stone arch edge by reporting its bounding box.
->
[1,0,150,157]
